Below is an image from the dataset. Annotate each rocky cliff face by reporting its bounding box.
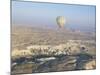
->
[11,53,96,74]
[32,54,95,73]
[12,40,95,59]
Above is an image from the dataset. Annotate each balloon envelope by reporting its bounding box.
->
[56,16,66,28]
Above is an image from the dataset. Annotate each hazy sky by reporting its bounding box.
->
[12,1,96,32]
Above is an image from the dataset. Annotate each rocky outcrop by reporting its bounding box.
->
[11,53,96,74]
[33,56,77,73]
[12,40,93,59]
[83,59,96,70]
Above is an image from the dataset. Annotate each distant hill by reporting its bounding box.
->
[11,25,95,49]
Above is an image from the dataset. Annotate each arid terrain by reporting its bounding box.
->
[11,25,96,74]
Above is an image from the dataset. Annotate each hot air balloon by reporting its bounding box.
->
[56,16,66,28]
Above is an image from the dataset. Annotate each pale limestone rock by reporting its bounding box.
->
[83,60,96,70]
